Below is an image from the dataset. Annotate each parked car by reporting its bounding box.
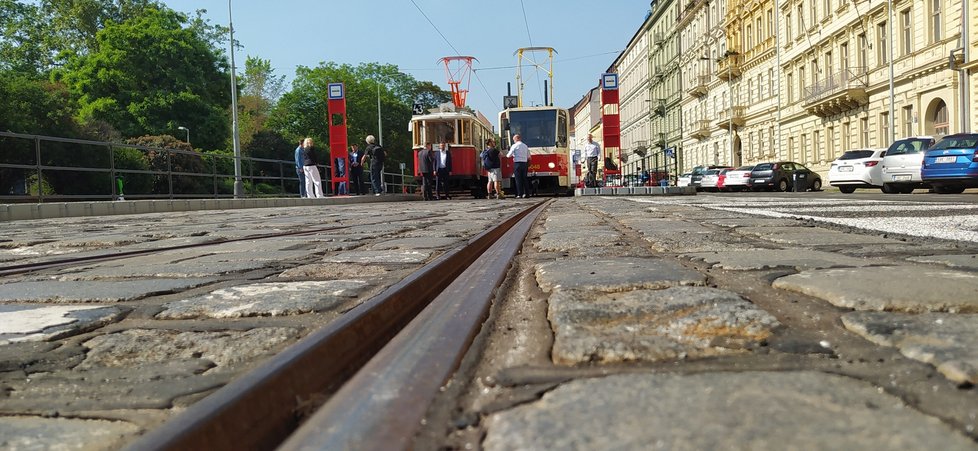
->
[880,136,936,194]
[718,165,754,191]
[699,169,725,191]
[921,133,978,194]
[677,173,692,187]
[828,148,887,193]
[690,165,732,191]
[747,161,822,192]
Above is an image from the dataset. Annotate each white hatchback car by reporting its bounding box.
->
[720,165,754,191]
[828,148,887,193]
[699,169,722,191]
[880,136,936,193]
[677,173,692,187]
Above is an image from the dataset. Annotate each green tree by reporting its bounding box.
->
[239,56,286,149]
[267,62,451,170]
[58,7,231,150]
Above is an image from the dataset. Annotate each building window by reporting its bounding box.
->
[840,42,849,73]
[877,22,888,65]
[799,66,806,101]
[932,0,943,42]
[860,117,869,147]
[797,5,804,36]
[769,126,775,157]
[787,12,792,39]
[825,51,833,77]
[768,10,774,37]
[756,17,763,44]
[787,72,794,102]
[788,136,795,160]
[934,100,949,135]
[813,129,821,162]
[879,112,890,146]
[810,0,818,25]
[842,121,850,151]
[824,0,832,18]
[746,24,753,49]
[858,33,868,70]
[801,134,809,163]
[901,10,912,56]
[769,68,775,97]
[902,105,914,136]
[827,126,835,159]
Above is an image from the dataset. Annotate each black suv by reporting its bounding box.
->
[690,165,732,191]
[747,161,822,192]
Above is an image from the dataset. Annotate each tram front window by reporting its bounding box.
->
[509,110,556,148]
[427,121,455,144]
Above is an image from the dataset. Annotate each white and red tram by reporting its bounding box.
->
[409,109,503,197]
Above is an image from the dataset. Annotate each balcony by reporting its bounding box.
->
[689,120,711,139]
[802,67,869,117]
[715,106,746,130]
[686,74,709,97]
[715,53,742,80]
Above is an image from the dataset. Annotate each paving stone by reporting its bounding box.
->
[79,327,301,370]
[542,213,604,230]
[548,287,780,364]
[156,280,368,319]
[704,217,809,228]
[322,250,431,264]
[369,237,460,250]
[52,252,272,279]
[0,416,139,450]
[619,218,713,234]
[773,266,978,313]
[0,360,229,412]
[735,226,903,246]
[533,230,621,252]
[908,254,978,270]
[842,312,978,385]
[276,263,390,279]
[536,258,706,293]
[684,249,878,270]
[0,279,214,304]
[483,371,976,451]
[0,305,124,345]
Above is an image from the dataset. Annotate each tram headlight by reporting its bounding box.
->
[548,162,556,169]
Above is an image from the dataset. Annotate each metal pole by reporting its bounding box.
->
[229,0,243,198]
[377,83,383,146]
[775,0,782,159]
[961,0,971,133]
[729,55,733,165]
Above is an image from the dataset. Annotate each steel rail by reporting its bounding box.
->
[281,200,547,450]
[125,200,547,451]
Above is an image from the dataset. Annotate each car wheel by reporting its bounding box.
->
[934,184,966,194]
[838,186,856,194]
[811,179,822,191]
[899,186,915,194]
[778,179,789,192]
[881,183,898,194]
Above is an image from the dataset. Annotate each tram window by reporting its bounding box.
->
[461,120,471,145]
[557,111,568,147]
[413,122,421,146]
[427,121,455,144]
[508,110,557,148]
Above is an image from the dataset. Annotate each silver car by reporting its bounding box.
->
[880,136,936,193]
[828,148,887,193]
[720,165,754,191]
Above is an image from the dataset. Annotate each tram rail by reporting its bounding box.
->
[126,200,548,450]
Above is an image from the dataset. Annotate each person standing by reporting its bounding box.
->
[418,142,436,200]
[361,135,385,196]
[583,133,600,188]
[435,142,453,200]
[481,138,503,199]
[348,144,363,195]
[300,137,324,198]
[507,134,530,198]
[294,139,306,198]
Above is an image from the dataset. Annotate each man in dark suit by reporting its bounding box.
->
[434,142,452,200]
[348,144,364,195]
[418,142,435,200]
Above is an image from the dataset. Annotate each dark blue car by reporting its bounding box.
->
[921,133,978,194]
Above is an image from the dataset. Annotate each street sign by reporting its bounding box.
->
[601,73,619,90]
[503,96,518,109]
[665,147,676,159]
[328,83,344,100]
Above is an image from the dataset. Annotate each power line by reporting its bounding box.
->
[519,0,544,101]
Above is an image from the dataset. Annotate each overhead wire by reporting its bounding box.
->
[519,0,545,102]
[408,0,500,110]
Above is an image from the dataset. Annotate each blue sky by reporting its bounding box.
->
[161,0,648,118]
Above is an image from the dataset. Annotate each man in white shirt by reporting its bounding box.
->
[435,143,453,200]
[506,134,530,198]
[583,134,600,187]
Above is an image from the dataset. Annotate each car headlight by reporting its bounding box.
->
[548,162,556,169]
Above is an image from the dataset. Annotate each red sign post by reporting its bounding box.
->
[600,73,621,184]
[326,83,349,195]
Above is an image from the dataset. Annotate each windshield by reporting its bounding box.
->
[508,110,557,148]
[735,165,754,171]
[426,120,456,144]
[886,138,931,156]
[931,135,978,151]
[753,163,774,171]
[839,150,875,160]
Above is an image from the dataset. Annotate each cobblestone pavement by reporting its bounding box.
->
[439,194,978,450]
[0,199,525,450]
[3,194,978,450]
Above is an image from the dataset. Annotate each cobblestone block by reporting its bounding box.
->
[157,281,368,319]
[0,279,214,303]
[536,258,706,293]
[0,416,139,450]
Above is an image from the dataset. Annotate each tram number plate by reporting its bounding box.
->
[935,156,956,164]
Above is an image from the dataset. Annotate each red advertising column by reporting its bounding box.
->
[326,83,349,195]
[600,73,621,184]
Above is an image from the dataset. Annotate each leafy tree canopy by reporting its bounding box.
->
[58,6,231,150]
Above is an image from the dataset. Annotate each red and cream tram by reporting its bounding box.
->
[409,108,500,197]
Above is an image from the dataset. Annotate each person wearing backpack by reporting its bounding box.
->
[481,138,503,199]
[360,135,385,196]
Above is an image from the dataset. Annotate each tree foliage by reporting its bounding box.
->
[58,7,231,150]
[238,56,286,149]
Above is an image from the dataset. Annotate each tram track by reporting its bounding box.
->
[126,200,549,450]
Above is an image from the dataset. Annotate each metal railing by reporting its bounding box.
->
[803,67,868,104]
[0,132,417,203]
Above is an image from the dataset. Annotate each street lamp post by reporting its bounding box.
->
[229,0,243,198]
[177,126,190,145]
